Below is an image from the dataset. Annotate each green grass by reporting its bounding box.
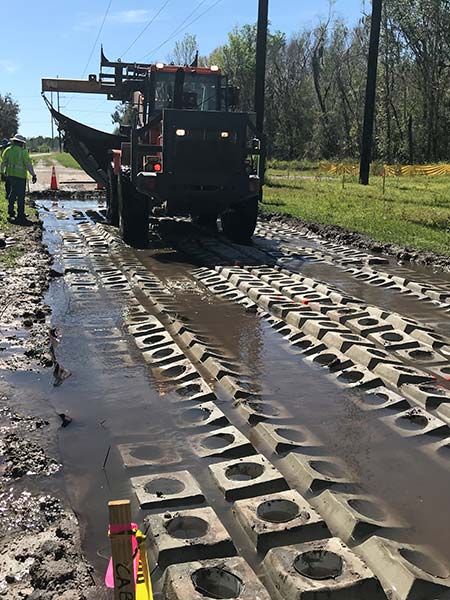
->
[31,152,81,169]
[52,152,81,169]
[263,166,450,256]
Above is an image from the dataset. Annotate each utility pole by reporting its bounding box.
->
[359,0,382,185]
[57,75,62,153]
[50,91,55,150]
[255,0,269,184]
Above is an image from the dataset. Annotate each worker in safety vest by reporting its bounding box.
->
[0,134,37,222]
[0,138,10,198]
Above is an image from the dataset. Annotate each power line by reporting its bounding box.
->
[65,0,113,110]
[139,0,211,61]
[120,0,172,59]
[81,0,114,77]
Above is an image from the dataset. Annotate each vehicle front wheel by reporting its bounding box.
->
[220,197,258,243]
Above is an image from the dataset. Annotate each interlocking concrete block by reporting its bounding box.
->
[135,330,174,350]
[380,407,449,438]
[315,490,404,543]
[118,441,181,468]
[141,343,185,367]
[236,397,292,424]
[209,455,289,501]
[263,537,386,599]
[220,376,253,400]
[163,556,271,599]
[368,329,420,351]
[157,359,200,383]
[395,346,449,367]
[335,367,383,389]
[359,536,450,599]
[401,382,450,414]
[145,506,236,569]
[373,363,434,387]
[131,470,204,509]
[322,330,375,353]
[177,401,228,429]
[345,344,401,370]
[356,387,410,412]
[173,379,216,403]
[284,309,324,329]
[344,315,392,337]
[280,454,354,495]
[191,425,256,459]
[233,490,330,553]
[325,307,371,325]
[127,317,165,338]
[306,348,354,372]
[303,319,348,341]
[253,423,321,454]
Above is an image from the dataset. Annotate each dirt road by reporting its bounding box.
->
[3,195,450,599]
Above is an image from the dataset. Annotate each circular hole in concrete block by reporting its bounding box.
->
[314,353,338,366]
[399,549,449,578]
[202,433,235,450]
[337,370,364,383]
[347,499,386,521]
[143,334,166,345]
[130,445,162,460]
[367,349,387,358]
[409,349,433,361]
[176,383,202,397]
[247,401,280,417]
[297,340,313,350]
[276,428,306,444]
[319,322,339,328]
[309,460,345,479]
[358,318,379,327]
[381,332,404,342]
[294,550,343,580]
[440,366,450,375]
[161,364,187,378]
[165,516,209,539]
[181,407,212,423]
[396,414,428,430]
[419,385,445,395]
[191,567,243,599]
[153,347,176,359]
[144,477,185,496]
[341,333,359,340]
[225,461,265,481]
[214,284,229,291]
[257,499,301,523]
[364,392,389,406]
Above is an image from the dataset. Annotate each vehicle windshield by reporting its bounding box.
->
[154,71,220,111]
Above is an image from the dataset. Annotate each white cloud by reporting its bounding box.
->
[0,59,18,74]
[78,9,151,29]
[110,9,151,24]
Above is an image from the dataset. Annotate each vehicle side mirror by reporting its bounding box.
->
[227,86,240,109]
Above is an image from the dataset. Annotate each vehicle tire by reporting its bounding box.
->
[106,167,119,226]
[193,213,218,229]
[220,196,258,243]
[118,169,149,248]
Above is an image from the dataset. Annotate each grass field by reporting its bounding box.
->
[32,152,81,169]
[263,165,450,256]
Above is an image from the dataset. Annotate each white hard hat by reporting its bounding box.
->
[11,134,26,143]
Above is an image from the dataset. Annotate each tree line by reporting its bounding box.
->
[179,0,450,165]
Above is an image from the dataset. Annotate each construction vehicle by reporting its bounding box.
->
[42,50,264,247]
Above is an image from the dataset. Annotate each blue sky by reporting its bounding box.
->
[2,0,364,138]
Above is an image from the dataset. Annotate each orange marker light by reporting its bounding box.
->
[153,163,162,172]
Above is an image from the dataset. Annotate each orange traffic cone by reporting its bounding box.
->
[50,166,58,191]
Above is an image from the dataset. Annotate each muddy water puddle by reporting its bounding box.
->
[19,201,450,587]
